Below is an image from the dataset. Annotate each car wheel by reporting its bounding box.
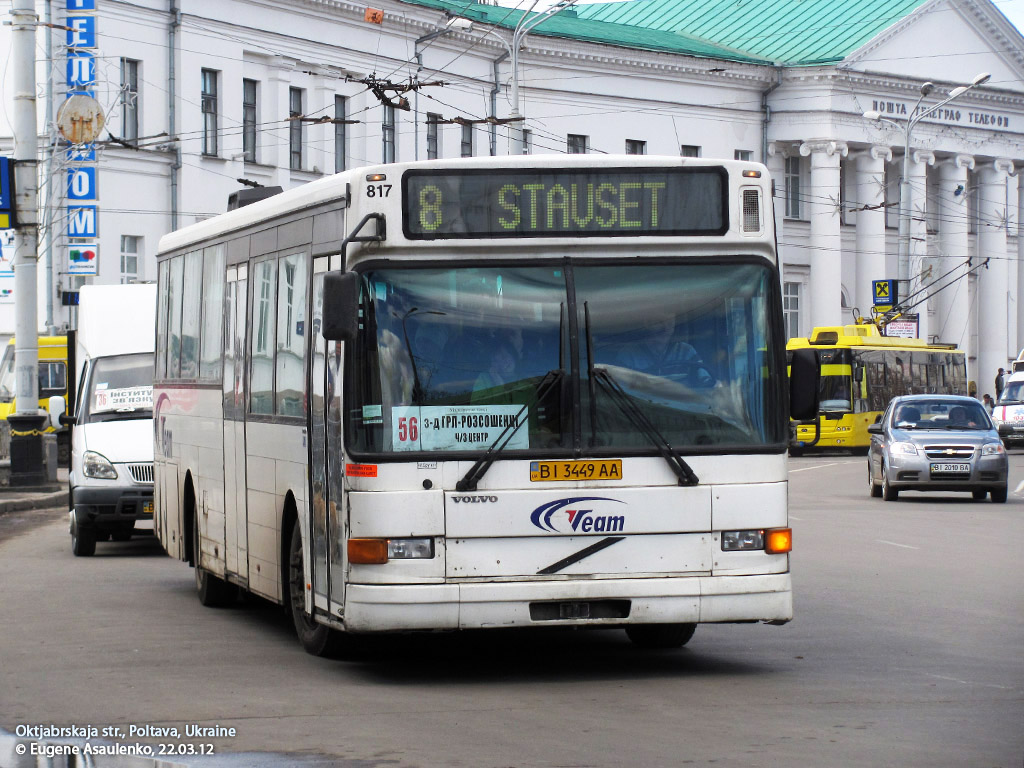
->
[70,510,96,557]
[193,511,237,607]
[881,463,898,501]
[869,461,882,498]
[972,490,987,501]
[625,623,697,649]
[991,486,1008,503]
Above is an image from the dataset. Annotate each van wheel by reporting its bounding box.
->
[288,518,346,657]
[625,623,696,649]
[193,513,236,607]
[991,486,1008,503]
[70,511,96,557]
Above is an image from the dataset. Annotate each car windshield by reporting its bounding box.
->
[998,380,1024,404]
[892,399,990,430]
[346,261,786,456]
[82,353,154,424]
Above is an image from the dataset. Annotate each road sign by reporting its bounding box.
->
[872,279,897,306]
[0,157,15,229]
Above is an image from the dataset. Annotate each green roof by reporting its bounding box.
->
[574,0,931,64]
[399,0,771,62]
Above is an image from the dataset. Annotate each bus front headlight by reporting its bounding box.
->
[83,450,118,479]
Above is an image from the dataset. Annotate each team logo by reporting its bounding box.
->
[530,497,627,534]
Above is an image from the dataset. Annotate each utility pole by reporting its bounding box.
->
[8,0,46,485]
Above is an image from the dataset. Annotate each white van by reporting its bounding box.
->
[50,284,157,556]
[992,369,1024,448]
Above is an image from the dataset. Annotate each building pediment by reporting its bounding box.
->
[843,0,1024,93]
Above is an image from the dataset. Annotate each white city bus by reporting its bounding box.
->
[154,155,818,655]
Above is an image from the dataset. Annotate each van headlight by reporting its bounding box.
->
[83,450,118,479]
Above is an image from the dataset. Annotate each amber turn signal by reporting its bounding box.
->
[348,538,389,564]
[765,528,793,554]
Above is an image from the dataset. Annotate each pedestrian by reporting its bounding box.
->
[995,368,1005,400]
[982,393,994,414]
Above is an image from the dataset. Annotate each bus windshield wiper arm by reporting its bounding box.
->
[591,366,699,487]
[456,369,564,492]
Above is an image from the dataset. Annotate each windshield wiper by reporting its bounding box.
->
[583,303,698,487]
[456,369,564,492]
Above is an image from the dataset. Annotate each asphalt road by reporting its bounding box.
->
[1,451,1022,768]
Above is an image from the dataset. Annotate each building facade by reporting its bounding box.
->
[1,0,1021,390]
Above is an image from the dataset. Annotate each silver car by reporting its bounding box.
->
[868,395,1008,503]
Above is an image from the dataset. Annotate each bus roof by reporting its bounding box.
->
[787,325,961,351]
[157,155,767,257]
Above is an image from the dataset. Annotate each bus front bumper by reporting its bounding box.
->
[341,573,792,632]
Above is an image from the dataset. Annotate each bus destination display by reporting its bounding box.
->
[403,167,727,239]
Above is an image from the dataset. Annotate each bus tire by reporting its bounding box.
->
[991,486,1008,503]
[70,511,96,557]
[881,464,898,501]
[625,623,696,649]
[869,462,882,498]
[288,518,346,657]
[788,447,804,458]
[193,513,237,607]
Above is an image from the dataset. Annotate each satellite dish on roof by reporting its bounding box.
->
[56,95,105,145]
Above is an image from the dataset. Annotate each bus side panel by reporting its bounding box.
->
[185,388,228,579]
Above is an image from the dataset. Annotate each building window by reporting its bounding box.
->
[626,139,646,155]
[120,235,140,284]
[335,96,347,172]
[783,281,801,340]
[522,129,532,155]
[680,145,701,158]
[383,105,396,163]
[120,59,139,145]
[201,69,218,156]
[785,156,802,219]
[460,123,473,158]
[426,113,441,160]
[567,134,588,154]
[242,79,258,163]
[734,149,752,161]
[289,87,304,170]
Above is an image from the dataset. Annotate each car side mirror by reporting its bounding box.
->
[867,423,883,435]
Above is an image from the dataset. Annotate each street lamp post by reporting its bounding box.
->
[863,72,991,287]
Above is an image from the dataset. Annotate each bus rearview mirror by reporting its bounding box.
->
[321,272,359,341]
[789,348,819,421]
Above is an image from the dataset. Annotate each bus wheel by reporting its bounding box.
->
[625,623,696,649]
[70,511,96,557]
[193,514,237,607]
[881,464,899,501]
[991,486,1008,503]
[869,462,882,498]
[288,518,345,657]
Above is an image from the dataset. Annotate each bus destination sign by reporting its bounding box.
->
[403,167,728,239]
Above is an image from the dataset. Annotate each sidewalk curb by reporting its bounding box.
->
[0,490,69,517]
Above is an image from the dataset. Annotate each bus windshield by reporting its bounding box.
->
[82,353,154,424]
[819,375,852,412]
[347,261,785,455]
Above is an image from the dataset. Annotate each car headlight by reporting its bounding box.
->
[890,442,918,455]
[83,450,118,479]
[982,443,1006,456]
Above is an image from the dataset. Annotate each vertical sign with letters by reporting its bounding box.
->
[65,0,99,275]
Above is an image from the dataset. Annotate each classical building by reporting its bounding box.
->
[1,0,1021,389]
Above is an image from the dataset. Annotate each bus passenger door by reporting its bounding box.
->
[222,266,249,582]
[310,261,340,613]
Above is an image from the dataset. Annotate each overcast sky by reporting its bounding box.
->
[997,0,1024,32]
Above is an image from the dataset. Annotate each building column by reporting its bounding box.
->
[801,139,848,328]
[854,145,891,319]
[977,158,1015,393]
[1016,171,1024,362]
[266,57,290,184]
[935,155,974,368]
[766,142,787,277]
[311,72,334,175]
[908,150,935,341]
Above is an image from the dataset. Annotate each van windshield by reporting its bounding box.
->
[82,353,154,424]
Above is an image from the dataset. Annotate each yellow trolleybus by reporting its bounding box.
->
[788,324,966,454]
